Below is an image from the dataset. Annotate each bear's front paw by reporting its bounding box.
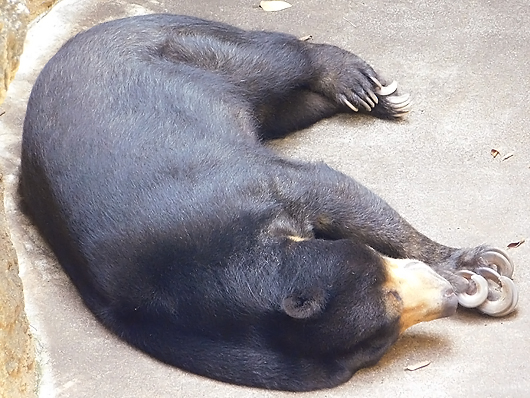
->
[452,247,518,317]
[339,78,412,119]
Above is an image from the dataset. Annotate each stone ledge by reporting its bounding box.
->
[0,174,36,398]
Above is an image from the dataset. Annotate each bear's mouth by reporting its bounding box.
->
[382,257,458,333]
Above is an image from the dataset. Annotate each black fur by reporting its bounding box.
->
[20,14,495,391]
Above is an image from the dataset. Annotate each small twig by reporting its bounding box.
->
[501,152,514,161]
[0,111,5,117]
[343,17,356,27]
[404,361,431,371]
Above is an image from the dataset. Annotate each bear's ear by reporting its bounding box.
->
[281,288,326,319]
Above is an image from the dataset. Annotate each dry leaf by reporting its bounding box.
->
[404,361,431,371]
[502,152,514,161]
[490,149,500,158]
[260,1,292,12]
[507,239,525,249]
[299,35,312,41]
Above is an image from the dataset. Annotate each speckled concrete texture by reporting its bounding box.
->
[0,0,528,396]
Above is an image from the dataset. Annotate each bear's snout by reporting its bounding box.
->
[382,258,458,333]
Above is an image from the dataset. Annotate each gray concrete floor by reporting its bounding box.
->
[1,0,529,396]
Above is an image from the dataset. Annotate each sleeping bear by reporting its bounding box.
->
[20,14,518,391]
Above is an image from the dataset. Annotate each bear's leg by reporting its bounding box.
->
[158,20,410,138]
[255,41,413,138]
[276,162,518,316]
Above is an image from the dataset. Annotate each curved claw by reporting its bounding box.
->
[358,98,372,112]
[340,95,358,112]
[386,94,412,114]
[475,268,518,317]
[455,270,489,308]
[367,90,379,105]
[376,80,398,96]
[392,100,413,117]
[364,95,375,109]
[395,102,413,112]
[491,279,519,317]
[480,248,514,278]
[393,104,412,112]
[394,111,411,119]
[386,93,411,105]
[370,76,383,89]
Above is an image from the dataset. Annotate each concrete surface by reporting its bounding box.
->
[0,0,529,396]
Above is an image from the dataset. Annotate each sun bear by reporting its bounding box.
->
[19,14,517,391]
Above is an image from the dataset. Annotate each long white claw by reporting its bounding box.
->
[376,80,398,96]
[358,98,372,112]
[395,104,412,112]
[370,76,383,89]
[367,90,379,105]
[394,111,412,118]
[386,93,411,106]
[480,248,514,278]
[396,103,412,112]
[364,95,375,108]
[475,268,518,317]
[342,97,358,112]
[455,270,489,308]
[393,103,413,118]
